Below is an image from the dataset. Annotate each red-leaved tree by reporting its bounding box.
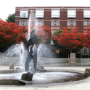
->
[0,20,51,51]
[80,26,90,48]
[54,27,83,53]
[35,25,51,43]
[0,20,27,49]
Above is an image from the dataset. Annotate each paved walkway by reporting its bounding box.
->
[0,66,90,90]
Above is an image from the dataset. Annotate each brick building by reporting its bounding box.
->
[15,6,90,34]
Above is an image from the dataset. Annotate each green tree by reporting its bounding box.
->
[6,14,15,23]
[52,29,63,48]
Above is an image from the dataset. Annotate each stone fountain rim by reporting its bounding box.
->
[0,69,87,86]
[0,68,84,74]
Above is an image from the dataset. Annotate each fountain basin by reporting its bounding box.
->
[0,69,85,86]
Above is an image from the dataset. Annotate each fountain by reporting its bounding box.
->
[23,29,37,73]
[0,7,90,86]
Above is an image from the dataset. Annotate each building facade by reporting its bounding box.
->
[15,6,90,34]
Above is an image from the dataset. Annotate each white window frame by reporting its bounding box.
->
[84,9,90,18]
[20,9,28,18]
[67,9,76,18]
[51,9,60,18]
[67,21,71,26]
[84,21,87,26]
[56,21,60,26]
[35,9,44,18]
[24,21,28,26]
[19,21,23,26]
[73,21,76,26]
[51,21,55,26]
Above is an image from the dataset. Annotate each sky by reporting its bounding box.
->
[0,0,90,21]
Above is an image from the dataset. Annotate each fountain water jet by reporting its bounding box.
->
[22,7,38,74]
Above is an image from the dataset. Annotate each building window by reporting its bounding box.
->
[67,9,76,18]
[73,21,76,26]
[51,9,60,18]
[84,9,90,18]
[20,9,28,18]
[35,21,39,26]
[24,21,28,26]
[56,21,60,26]
[89,21,90,24]
[19,21,23,26]
[67,21,71,26]
[35,9,44,18]
[40,21,44,25]
[84,21,87,26]
[51,21,54,26]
